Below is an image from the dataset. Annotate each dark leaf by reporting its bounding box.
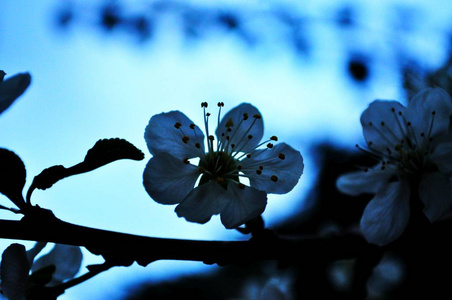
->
[82,138,144,171]
[28,265,56,287]
[0,148,27,209]
[0,72,31,114]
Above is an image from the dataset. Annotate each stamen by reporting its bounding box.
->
[271,175,278,182]
[201,102,208,108]
[270,136,278,141]
[182,136,190,144]
[278,153,285,160]
[174,122,182,129]
[243,113,249,120]
[267,143,273,148]
[190,123,195,130]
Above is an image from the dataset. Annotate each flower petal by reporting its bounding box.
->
[336,165,396,196]
[406,88,452,142]
[419,171,452,222]
[360,180,410,246]
[0,73,31,114]
[144,111,205,159]
[241,143,303,194]
[31,244,83,286]
[220,183,267,229]
[360,100,407,153]
[216,103,264,153]
[143,152,200,204]
[175,180,228,224]
[430,142,452,175]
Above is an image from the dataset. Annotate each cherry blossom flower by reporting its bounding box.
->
[143,102,304,228]
[0,70,31,115]
[337,88,452,246]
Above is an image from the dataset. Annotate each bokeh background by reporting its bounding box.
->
[1,0,452,299]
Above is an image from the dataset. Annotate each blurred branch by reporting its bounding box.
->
[0,207,379,268]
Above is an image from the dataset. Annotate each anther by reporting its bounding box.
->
[407,121,411,126]
[270,136,278,141]
[217,102,224,107]
[231,144,235,148]
[391,107,395,112]
[237,165,243,170]
[182,136,190,144]
[259,166,263,170]
[246,154,251,158]
[201,102,208,108]
[206,113,211,117]
[226,118,234,128]
[174,122,182,129]
[380,122,385,126]
[432,111,436,115]
[209,135,215,141]
[227,128,232,132]
[278,153,285,160]
[237,183,246,189]
[243,113,249,120]
[248,135,253,139]
[189,123,195,130]
[420,132,425,137]
[256,170,262,175]
[183,158,190,164]
[267,143,274,149]
[369,122,373,126]
[271,175,278,182]
[195,142,201,148]
[253,114,262,119]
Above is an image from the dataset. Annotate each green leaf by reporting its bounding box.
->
[0,148,27,210]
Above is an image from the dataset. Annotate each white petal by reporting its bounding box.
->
[216,103,264,153]
[336,165,396,196]
[360,101,406,153]
[360,180,410,246]
[0,73,31,114]
[31,244,83,286]
[419,172,452,222]
[175,180,228,224]
[144,111,205,159]
[1,244,29,300]
[406,88,452,141]
[143,152,200,204]
[220,183,267,229]
[241,143,303,194]
[430,142,452,174]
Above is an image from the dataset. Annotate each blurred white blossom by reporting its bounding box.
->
[337,88,452,245]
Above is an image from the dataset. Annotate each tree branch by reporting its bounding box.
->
[0,207,378,268]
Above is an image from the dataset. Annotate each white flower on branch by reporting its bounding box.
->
[143,102,304,228]
[0,71,31,115]
[337,88,452,246]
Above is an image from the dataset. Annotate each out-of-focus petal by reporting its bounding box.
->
[1,243,29,300]
[406,88,452,143]
[175,180,228,224]
[336,165,396,196]
[360,101,406,153]
[242,143,303,194]
[430,142,452,175]
[31,244,82,286]
[0,73,31,114]
[144,111,205,159]
[143,152,200,204]
[419,171,452,222]
[216,103,263,154]
[360,180,410,246]
[220,183,267,229]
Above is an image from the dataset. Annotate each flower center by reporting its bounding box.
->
[358,106,438,176]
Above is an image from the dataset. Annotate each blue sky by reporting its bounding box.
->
[1,0,451,299]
